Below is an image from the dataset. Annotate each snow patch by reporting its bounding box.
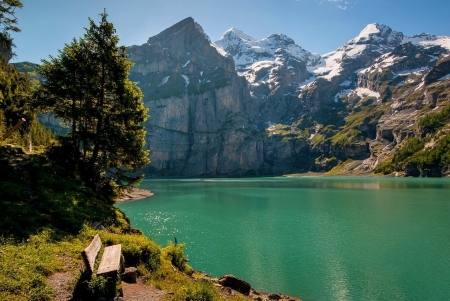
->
[397,66,430,76]
[354,24,381,43]
[354,87,381,100]
[297,76,316,91]
[182,60,190,68]
[340,80,352,87]
[405,35,450,51]
[334,89,353,102]
[158,76,170,86]
[210,42,228,57]
[181,75,190,89]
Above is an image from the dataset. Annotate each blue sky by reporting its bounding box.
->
[11,0,450,64]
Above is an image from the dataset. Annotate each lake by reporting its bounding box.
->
[117,177,450,301]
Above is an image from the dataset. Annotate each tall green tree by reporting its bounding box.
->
[38,11,150,200]
[0,0,23,60]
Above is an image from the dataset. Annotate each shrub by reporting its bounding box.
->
[418,105,450,132]
[165,242,192,274]
[374,161,395,175]
[186,280,218,301]
[392,137,425,164]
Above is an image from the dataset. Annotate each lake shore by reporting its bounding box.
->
[119,187,154,202]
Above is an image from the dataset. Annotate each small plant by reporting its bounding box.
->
[86,274,109,296]
[165,242,192,274]
[186,280,218,301]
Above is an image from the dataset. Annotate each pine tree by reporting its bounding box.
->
[0,57,33,127]
[38,11,150,200]
[0,0,23,60]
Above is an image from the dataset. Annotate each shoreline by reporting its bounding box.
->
[118,188,154,202]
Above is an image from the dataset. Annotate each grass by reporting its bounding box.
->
[0,145,252,301]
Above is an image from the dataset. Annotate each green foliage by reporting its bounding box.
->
[312,133,325,145]
[0,148,119,239]
[86,229,161,271]
[165,242,192,274]
[418,105,450,132]
[37,11,150,200]
[85,274,109,296]
[331,129,362,146]
[186,280,218,301]
[0,231,64,301]
[0,57,34,133]
[376,134,450,175]
[28,118,53,149]
[330,105,384,147]
[374,161,395,175]
[392,137,425,164]
[409,134,450,166]
[12,61,42,83]
[0,0,23,60]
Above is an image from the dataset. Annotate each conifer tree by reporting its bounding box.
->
[0,57,33,135]
[0,0,23,60]
[38,11,150,200]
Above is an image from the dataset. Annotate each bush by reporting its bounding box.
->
[392,137,425,164]
[374,161,395,175]
[418,105,450,132]
[165,242,192,274]
[186,280,218,301]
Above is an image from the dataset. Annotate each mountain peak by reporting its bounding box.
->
[221,28,255,42]
[266,33,295,45]
[350,23,403,46]
[147,16,211,45]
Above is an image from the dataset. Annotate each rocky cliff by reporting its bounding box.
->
[126,19,450,177]
[127,18,264,176]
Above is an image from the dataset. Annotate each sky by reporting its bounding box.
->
[10,0,450,64]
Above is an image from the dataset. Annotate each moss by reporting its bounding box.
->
[374,161,395,175]
[312,133,324,145]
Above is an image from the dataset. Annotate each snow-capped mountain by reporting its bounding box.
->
[214,28,321,99]
[296,23,450,107]
[123,18,450,177]
[310,23,404,81]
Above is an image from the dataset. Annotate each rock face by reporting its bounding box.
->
[127,18,264,176]
[218,274,251,295]
[126,19,450,177]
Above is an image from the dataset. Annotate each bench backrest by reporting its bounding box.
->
[82,234,102,273]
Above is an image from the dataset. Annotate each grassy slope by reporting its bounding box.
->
[0,145,250,301]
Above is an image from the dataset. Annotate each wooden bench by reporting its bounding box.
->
[82,234,123,276]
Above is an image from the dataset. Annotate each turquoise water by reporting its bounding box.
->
[117,177,450,301]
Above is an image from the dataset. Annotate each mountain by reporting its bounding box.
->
[12,61,41,82]
[126,18,264,176]
[22,19,450,177]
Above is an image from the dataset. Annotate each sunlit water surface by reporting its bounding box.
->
[117,177,450,301]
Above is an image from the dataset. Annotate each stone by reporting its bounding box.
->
[121,267,137,283]
[218,274,251,295]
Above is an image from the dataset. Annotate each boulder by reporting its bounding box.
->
[121,267,137,283]
[218,274,251,295]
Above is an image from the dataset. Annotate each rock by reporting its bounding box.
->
[218,274,251,295]
[122,267,137,283]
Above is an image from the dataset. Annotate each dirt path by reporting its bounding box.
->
[121,279,165,301]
